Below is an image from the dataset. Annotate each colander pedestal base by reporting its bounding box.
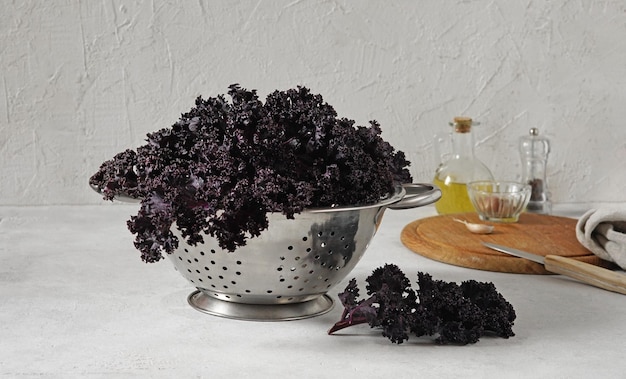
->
[187,290,334,321]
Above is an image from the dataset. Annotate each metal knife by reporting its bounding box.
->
[482,242,626,295]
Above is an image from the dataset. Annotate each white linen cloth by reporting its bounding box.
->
[576,208,626,270]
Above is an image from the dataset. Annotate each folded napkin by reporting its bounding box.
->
[576,208,626,270]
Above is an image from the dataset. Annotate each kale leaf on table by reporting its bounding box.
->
[328,264,516,345]
[90,85,412,263]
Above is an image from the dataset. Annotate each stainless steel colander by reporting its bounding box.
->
[166,183,441,321]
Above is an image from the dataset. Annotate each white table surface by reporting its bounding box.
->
[1,204,625,378]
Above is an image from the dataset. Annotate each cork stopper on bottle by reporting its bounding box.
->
[451,116,473,133]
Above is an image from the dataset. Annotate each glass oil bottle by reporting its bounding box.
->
[433,117,494,214]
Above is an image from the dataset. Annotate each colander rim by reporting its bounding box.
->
[305,185,406,213]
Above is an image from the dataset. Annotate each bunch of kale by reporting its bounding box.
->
[90,85,412,263]
[328,264,516,345]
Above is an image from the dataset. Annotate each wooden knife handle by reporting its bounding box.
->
[544,255,626,295]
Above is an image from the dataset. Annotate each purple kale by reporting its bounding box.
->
[326,278,379,336]
[364,264,418,344]
[459,279,516,339]
[90,85,412,263]
[89,149,142,200]
[413,272,485,345]
[328,264,516,345]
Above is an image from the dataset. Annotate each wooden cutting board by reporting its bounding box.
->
[401,212,614,274]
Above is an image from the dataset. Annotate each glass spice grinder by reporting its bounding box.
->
[519,128,551,214]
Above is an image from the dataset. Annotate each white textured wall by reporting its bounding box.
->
[2,1,625,205]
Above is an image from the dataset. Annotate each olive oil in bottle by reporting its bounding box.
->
[432,179,476,214]
[433,117,493,215]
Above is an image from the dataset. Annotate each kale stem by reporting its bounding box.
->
[327,315,369,335]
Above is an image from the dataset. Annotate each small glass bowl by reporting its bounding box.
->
[467,181,531,223]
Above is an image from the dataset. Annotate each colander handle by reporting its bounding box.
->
[387,183,441,210]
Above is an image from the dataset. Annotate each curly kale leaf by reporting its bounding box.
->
[90,85,412,263]
[364,264,418,344]
[413,272,484,345]
[460,279,517,339]
[89,149,142,200]
[328,264,516,345]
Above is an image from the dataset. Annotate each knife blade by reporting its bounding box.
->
[482,242,626,295]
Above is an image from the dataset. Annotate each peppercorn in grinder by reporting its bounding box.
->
[519,128,551,214]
